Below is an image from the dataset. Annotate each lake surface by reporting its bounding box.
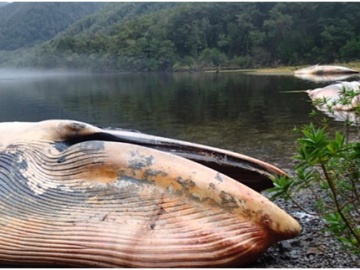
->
[0,70,349,171]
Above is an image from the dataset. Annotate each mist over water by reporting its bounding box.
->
[0,68,88,80]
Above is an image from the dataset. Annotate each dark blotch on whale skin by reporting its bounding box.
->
[143,169,168,181]
[0,149,92,219]
[128,154,154,171]
[57,156,66,164]
[76,141,105,152]
[215,172,223,182]
[0,149,29,175]
[69,122,87,132]
[0,141,96,206]
[0,150,39,206]
[178,178,196,189]
[52,142,68,152]
[219,190,239,210]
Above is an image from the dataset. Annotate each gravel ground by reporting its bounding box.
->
[248,190,359,268]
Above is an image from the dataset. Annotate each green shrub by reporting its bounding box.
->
[268,85,360,262]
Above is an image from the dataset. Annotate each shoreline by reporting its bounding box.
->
[203,62,360,75]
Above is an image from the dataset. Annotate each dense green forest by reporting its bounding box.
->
[1,2,360,72]
[0,2,103,50]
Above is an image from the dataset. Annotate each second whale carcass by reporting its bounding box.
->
[294,64,359,75]
[0,120,301,267]
[306,81,360,123]
[307,81,360,111]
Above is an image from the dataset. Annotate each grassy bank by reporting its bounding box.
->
[203,62,360,75]
[252,62,360,74]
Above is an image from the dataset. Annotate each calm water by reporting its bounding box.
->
[0,70,341,171]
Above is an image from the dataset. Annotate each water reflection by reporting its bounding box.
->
[0,71,323,170]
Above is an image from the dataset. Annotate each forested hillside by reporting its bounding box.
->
[58,2,178,38]
[1,2,360,72]
[0,2,104,50]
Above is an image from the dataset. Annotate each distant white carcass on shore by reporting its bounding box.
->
[307,81,360,111]
[295,65,359,75]
[294,73,359,83]
[307,81,360,123]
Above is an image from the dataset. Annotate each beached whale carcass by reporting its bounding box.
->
[294,73,359,83]
[294,65,359,75]
[307,81,360,111]
[0,120,301,267]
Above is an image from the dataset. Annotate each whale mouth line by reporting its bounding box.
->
[52,128,281,192]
